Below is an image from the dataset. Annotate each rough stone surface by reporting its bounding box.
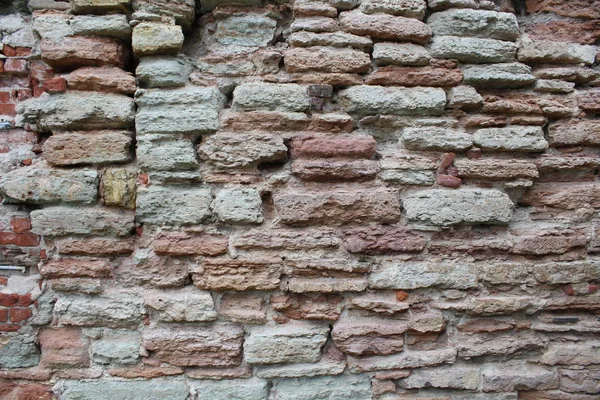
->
[142,324,244,367]
[18,92,135,131]
[403,189,514,226]
[213,188,264,224]
[136,186,212,225]
[43,132,132,166]
[0,165,98,204]
[430,36,517,63]
[473,126,548,152]
[31,207,134,236]
[427,9,518,40]
[339,85,446,115]
[3,2,600,397]
[135,87,226,135]
[273,190,401,226]
[244,323,329,364]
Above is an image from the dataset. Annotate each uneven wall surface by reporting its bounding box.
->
[0,0,600,398]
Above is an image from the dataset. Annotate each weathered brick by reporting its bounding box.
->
[332,319,407,356]
[366,65,463,87]
[431,36,517,63]
[41,36,128,69]
[192,258,282,291]
[43,131,132,166]
[271,293,343,321]
[142,324,243,367]
[244,322,329,364]
[292,159,380,181]
[153,232,228,256]
[40,258,111,279]
[540,341,600,366]
[348,348,457,373]
[39,328,90,368]
[339,10,431,43]
[274,189,401,226]
[219,293,267,324]
[65,66,136,95]
[290,136,376,159]
[343,225,426,254]
[455,159,539,180]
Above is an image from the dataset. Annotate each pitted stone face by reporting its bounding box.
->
[2,0,600,398]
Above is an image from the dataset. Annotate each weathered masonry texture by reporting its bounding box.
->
[1,0,600,398]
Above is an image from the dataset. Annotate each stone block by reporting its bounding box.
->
[91,330,140,365]
[369,261,478,290]
[188,378,269,400]
[427,9,518,41]
[136,57,189,88]
[192,258,282,291]
[473,126,548,152]
[430,36,517,63]
[144,287,217,322]
[339,85,446,115]
[54,293,143,328]
[0,164,97,204]
[271,374,372,400]
[54,378,188,400]
[132,23,184,56]
[402,127,473,151]
[244,322,329,364]
[373,42,430,66]
[273,189,401,226]
[403,189,514,226]
[213,188,264,224]
[43,131,132,166]
[142,324,243,367]
[136,186,212,225]
[231,83,311,112]
[31,207,135,236]
[339,10,431,43]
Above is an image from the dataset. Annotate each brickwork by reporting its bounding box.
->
[0,0,600,398]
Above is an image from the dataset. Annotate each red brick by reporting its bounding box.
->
[29,61,54,81]
[33,85,45,97]
[2,45,16,57]
[0,232,40,247]
[10,307,32,323]
[0,277,8,285]
[0,309,8,322]
[0,103,16,116]
[11,217,32,233]
[16,294,33,307]
[15,47,32,57]
[0,380,53,400]
[153,233,229,256]
[43,77,67,93]
[0,324,19,332]
[40,258,112,279]
[3,59,28,75]
[39,328,90,368]
[0,92,11,103]
[290,136,376,159]
[0,60,4,73]
[437,174,462,188]
[0,293,19,307]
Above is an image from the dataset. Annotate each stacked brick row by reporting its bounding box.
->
[0,0,599,399]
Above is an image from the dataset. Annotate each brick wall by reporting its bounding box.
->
[0,0,599,398]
